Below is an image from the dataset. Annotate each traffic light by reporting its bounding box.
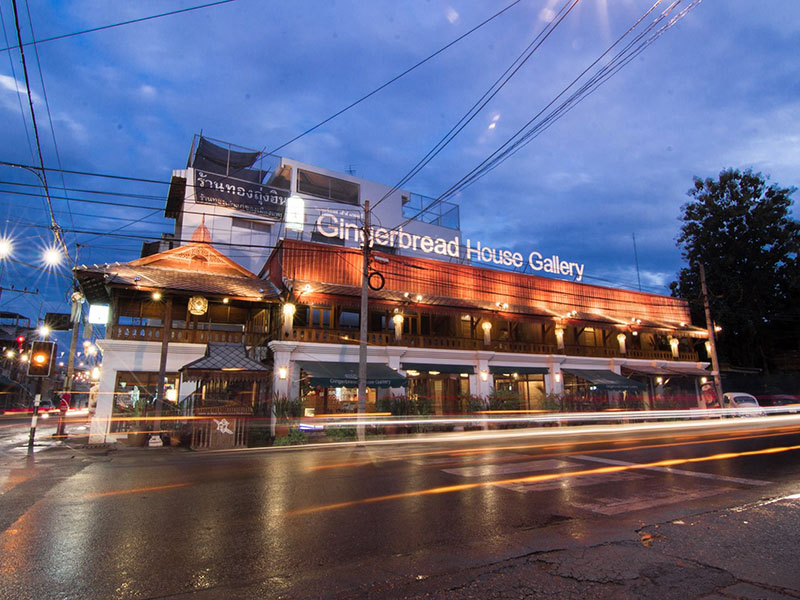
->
[16,335,25,352]
[27,341,55,377]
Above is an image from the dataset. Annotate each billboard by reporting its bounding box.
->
[195,170,288,220]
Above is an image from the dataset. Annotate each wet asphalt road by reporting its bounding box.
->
[1,417,800,599]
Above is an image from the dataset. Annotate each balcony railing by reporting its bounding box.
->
[280,327,699,362]
[111,325,263,347]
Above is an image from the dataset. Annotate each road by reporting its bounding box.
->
[1,416,800,599]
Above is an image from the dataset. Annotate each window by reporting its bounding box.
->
[231,216,272,234]
[339,310,360,329]
[297,168,360,205]
[310,307,332,328]
[311,231,344,245]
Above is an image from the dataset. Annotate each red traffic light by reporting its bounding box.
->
[16,335,24,343]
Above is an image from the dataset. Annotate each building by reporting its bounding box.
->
[75,136,710,444]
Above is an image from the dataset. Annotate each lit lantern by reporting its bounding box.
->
[670,337,680,358]
[616,332,627,354]
[481,321,492,345]
[392,313,404,341]
[282,303,296,337]
[555,327,565,350]
[188,296,208,316]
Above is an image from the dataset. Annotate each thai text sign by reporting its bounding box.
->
[196,171,288,220]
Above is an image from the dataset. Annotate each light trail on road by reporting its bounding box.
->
[286,442,800,517]
[303,423,800,472]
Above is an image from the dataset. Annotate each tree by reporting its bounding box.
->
[670,169,799,371]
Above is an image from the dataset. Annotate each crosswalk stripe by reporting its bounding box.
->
[573,454,772,486]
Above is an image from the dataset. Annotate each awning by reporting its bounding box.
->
[561,368,645,391]
[664,365,710,377]
[401,363,475,375]
[489,366,548,375]
[296,361,406,388]
[622,365,673,376]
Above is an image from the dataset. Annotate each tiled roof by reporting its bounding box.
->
[181,342,268,373]
[73,226,277,303]
[74,263,278,304]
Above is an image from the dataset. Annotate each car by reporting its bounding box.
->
[758,394,800,414]
[35,399,60,419]
[721,392,766,417]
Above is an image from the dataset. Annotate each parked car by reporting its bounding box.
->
[758,394,800,414]
[721,392,765,417]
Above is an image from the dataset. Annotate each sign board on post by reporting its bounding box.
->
[44,312,72,331]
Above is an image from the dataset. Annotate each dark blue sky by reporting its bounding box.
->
[1,0,798,326]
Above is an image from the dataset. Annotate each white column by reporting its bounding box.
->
[89,368,116,444]
[476,353,493,398]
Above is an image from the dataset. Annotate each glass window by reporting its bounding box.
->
[311,307,331,328]
[339,310,360,329]
[297,168,360,205]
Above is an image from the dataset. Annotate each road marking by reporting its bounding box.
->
[442,459,576,477]
[497,470,647,493]
[86,482,191,498]
[573,455,771,486]
[572,486,733,515]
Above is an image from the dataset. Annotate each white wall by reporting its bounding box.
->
[89,340,204,443]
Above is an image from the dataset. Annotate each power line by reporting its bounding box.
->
[372,0,580,212]
[0,0,237,54]
[397,0,700,232]
[9,0,68,261]
[268,0,524,155]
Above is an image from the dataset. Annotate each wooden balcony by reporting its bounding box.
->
[280,327,699,362]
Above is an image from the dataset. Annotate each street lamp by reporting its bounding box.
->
[43,246,62,267]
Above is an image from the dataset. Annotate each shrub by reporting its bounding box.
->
[325,425,357,441]
[273,427,308,446]
[487,389,521,411]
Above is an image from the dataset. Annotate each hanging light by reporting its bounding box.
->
[188,295,208,315]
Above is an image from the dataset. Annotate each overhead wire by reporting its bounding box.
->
[268,0,525,155]
[371,0,581,212]
[0,0,237,54]
[23,0,78,246]
[8,0,70,263]
[396,0,699,232]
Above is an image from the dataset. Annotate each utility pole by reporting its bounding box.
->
[699,263,724,405]
[357,200,370,442]
[65,290,84,393]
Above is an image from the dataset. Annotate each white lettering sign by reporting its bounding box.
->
[314,213,585,281]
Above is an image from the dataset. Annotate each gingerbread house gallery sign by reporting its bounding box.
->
[314,212,585,281]
[196,171,288,220]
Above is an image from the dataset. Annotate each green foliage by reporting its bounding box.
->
[487,389,521,411]
[459,394,487,413]
[273,427,308,446]
[325,425,357,441]
[540,393,563,412]
[376,395,433,416]
[671,169,799,370]
[272,394,304,420]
